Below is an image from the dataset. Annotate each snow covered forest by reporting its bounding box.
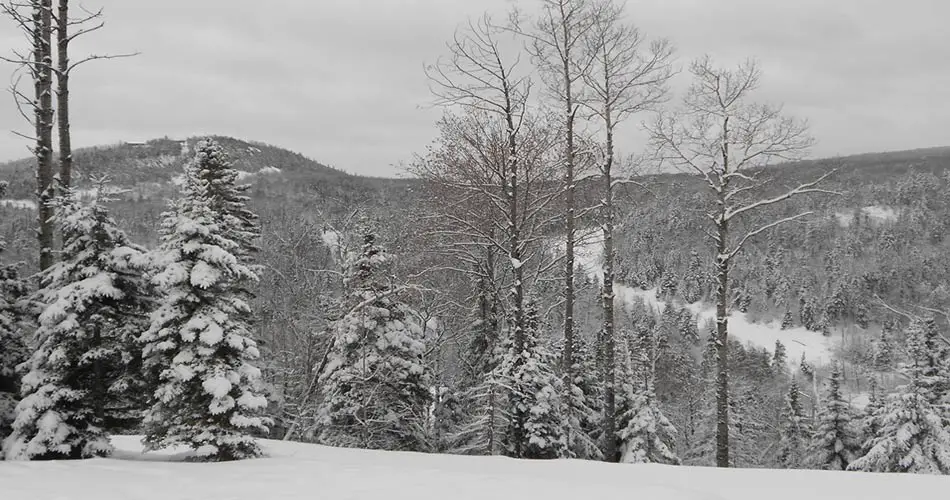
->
[3,0,950,491]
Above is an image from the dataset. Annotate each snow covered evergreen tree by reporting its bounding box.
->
[317,233,431,452]
[3,190,150,460]
[616,331,679,465]
[776,378,810,468]
[848,321,950,474]
[0,180,30,448]
[772,340,788,376]
[871,327,892,370]
[140,151,269,461]
[808,362,860,470]
[856,376,884,457]
[502,299,568,459]
[187,139,260,261]
[563,335,603,460]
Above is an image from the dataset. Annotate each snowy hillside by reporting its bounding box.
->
[574,237,834,367]
[1,436,945,500]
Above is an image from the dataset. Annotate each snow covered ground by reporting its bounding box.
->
[574,237,834,367]
[1,435,944,499]
[0,199,36,210]
[835,205,899,228]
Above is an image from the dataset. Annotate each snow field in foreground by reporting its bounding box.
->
[1,436,946,500]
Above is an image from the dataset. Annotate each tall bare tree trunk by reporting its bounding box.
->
[714,121,732,468]
[562,60,577,379]
[35,0,54,271]
[714,208,730,468]
[601,112,617,460]
[56,0,71,190]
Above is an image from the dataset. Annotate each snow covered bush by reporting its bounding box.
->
[141,141,269,461]
[317,233,431,451]
[3,190,150,460]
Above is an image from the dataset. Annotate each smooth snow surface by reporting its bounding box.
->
[574,237,833,367]
[1,436,945,499]
[0,199,36,210]
[835,206,899,227]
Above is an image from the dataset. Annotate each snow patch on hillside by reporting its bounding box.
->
[1,435,943,500]
[835,206,899,227]
[0,199,36,210]
[574,237,834,367]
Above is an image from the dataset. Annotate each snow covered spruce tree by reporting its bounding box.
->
[0,180,30,447]
[776,378,810,469]
[501,299,568,459]
[316,232,431,451]
[848,319,950,474]
[140,141,269,461]
[808,362,860,470]
[3,190,151,460]
[616,328,679,465]
[187,139,260,260]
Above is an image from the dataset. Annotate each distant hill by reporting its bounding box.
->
[0,135,416,202]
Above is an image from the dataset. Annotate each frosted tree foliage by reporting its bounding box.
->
[189,139,260,259]
[563,336,603,460]
[848,320,950,474]
[141,146,269,462]
[777,378,810,468]
[502,300,568,459]
[808,362,860,470]
[617,329,679,465]
[0,180,29,446]
[3,191,150,460]
[317,233,431,451]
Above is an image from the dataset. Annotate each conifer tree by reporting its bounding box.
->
[780,309,794,330]
[3,190,150,460]
[808,362,860,470]
[0,180,30,446]
[856,376,884,457]
[871,327,892,370]
[317,233,431,452]
[772,340,788,376]
[616,330,679,465]
[563,335,603,460]
[848,321,950,474]
[678,308,699,344]
[502,299,568,459]
[140,149,269,461]
[776,378,810,468]
[188,139,260,260]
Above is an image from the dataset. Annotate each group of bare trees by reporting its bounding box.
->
[1,0,131,270]
[415,0,835,466]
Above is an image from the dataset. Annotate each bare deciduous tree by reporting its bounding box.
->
[2,1,135,270]
[419,16,564,456]
[1,0,54,270]
[509,0,602,380]
[580,1,674,461]
[649,56,835,467]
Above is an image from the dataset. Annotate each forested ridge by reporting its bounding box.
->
[2,0,950,476]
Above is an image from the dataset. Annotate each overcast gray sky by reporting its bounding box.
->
[1,0,947,177]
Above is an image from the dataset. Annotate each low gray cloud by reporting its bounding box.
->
[1,0,946,176]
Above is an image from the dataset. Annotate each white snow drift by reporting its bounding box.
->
[0,435,943,500]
